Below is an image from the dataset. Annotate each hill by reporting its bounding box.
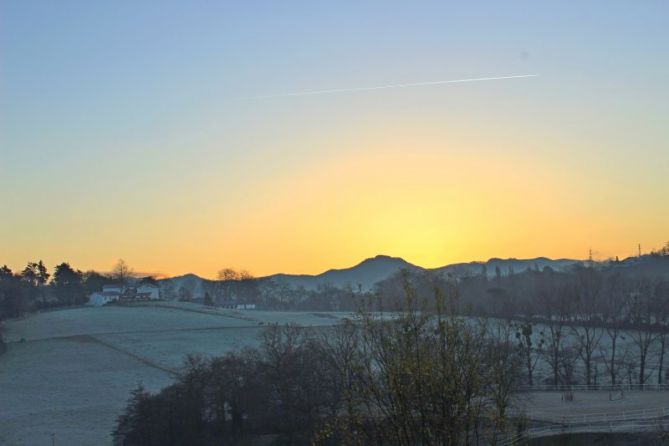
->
[266,255,421,291]
[157,255,588,299]
[432,257,582,278]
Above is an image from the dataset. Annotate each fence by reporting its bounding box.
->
[499,405,669,445]
[500,418,669,445]
[524,406,669,425]
[518,383,669,392]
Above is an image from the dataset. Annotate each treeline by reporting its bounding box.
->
[0,259,142,322]
[256,282,364,311]
[165,269,366,311]
[0,261,95,354]
[377,263,669,387]
[0,261,94,320]
[186,252,669,313]
[114,288,522,446]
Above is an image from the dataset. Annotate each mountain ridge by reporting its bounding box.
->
[159,255,587,297]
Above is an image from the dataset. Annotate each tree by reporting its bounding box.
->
[113,383,155,445]
[52,263,85,304]
[83,271,109,295]
[570,266,604,386]
[35,261,49,286]
[627,278,658,385]
[217,268,240,282]
[348,280,495,445]
[20,262,38,286]
[138,276,158,286]
[653,281,669,384]
[203,292,214,307]
[18,260,49,287]
[0,281,29,319]
[514,321,542,386]
[486,322,522,438]
[0,265,13,281]
[111,259,133,283]
[216,268,255,302]
[651,242,669,257]
[537,271,572,385]
[601,273,630,385]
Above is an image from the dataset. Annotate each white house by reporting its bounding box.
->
[88,291,121,306]
[136,284,160,300]
[219,301,256,310]
[88,283,160,306]
[88,284,124,306]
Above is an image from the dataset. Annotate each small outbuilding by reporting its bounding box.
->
[219,301,256,310]
[88,291,120,307]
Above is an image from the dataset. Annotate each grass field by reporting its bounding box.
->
[2,303,667,445]
[0,303,352,446]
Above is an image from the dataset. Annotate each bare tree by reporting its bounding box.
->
[654,281,669,384]
[514,321,542,386]
[111,259,133,283]
[486,321,522,438]
[537,272,572,385]
[602,273,629,385]
[570,266,604,386]
[217,268,240,282]
[628,278,659,385]
[216,268,255,302]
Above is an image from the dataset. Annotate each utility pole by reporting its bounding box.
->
[638,243,642,258]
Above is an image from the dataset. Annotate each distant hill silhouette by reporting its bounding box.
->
[265,255,421,291]
[157,255,593,299]
[609,254,669,279]
[431,257,582,278]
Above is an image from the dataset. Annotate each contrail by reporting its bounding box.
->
[248,74,538,99]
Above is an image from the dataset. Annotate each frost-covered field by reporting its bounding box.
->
[2,304,666,445]
[0,304,353,446]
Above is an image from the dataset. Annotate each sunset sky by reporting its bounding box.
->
[1,1,668,278]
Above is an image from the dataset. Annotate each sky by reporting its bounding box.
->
[1,1,668,278]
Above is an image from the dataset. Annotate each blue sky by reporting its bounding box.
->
[1,1,668,276]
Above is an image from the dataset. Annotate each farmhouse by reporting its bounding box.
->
[87,283,160,306]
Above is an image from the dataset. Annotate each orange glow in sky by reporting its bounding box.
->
[2,2,668,278]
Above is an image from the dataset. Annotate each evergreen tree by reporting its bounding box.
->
[0,265,13,281]
[35,261,50,286]
[52,263,85,304]
[20,262,38,286]
[83,271,108,295]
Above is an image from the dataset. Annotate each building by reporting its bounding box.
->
[218,301,256,310]
[102,284,123,295]
[88,287,121,307]
[87,283,160,306]
[136,284,160,300]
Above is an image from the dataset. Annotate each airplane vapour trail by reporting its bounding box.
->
[252,74,538,99]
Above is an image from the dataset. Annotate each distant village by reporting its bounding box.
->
[87,282,257,310]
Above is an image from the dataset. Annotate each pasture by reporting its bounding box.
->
[0,303,351,446]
